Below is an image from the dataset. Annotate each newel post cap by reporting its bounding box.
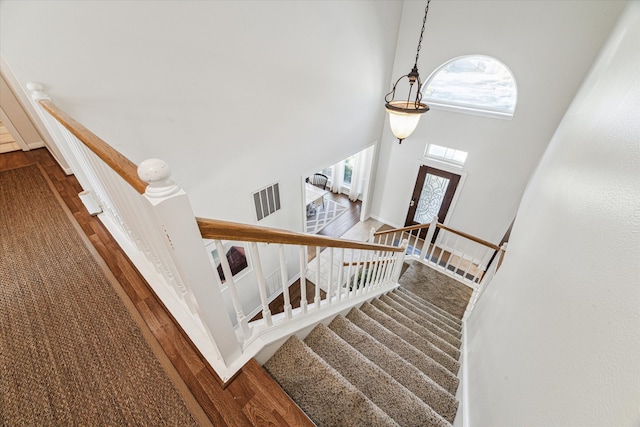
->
[138,158,180,198]
[26,82,51,101]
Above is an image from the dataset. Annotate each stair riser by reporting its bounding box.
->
[381,295,462,345]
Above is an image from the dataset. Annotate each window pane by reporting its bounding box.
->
[424,55,516,115]
[426,144,468,166]
[343,156,354,185]
[414,174,450,224]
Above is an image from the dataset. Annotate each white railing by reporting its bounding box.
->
[371,217,506,319]
[196,218,407,364]
[28,85,406,382]
[371,217,502,286]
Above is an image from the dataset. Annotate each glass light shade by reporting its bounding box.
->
[385,101,428,141]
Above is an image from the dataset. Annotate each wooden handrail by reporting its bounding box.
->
[196,218,403,253]
[374,222,500,251]
[374,223,426,236]
[38,99,147,194]
[436,223,500,251]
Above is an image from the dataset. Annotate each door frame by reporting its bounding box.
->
[405,159,467,227]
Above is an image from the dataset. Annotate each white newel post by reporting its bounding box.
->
[421,216,439,260]
[27,83,90,185]
[368,227,376,243]
[391,239,409,283]
[138,159,242,366]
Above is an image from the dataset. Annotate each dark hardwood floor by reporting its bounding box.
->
[1,148,312,427]
[317,191,361,238]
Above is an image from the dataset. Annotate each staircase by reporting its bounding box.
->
[264,263,470,426]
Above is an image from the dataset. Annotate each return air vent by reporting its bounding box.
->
[253,183,281,221]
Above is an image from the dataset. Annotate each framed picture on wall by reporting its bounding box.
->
[204,240,252,287]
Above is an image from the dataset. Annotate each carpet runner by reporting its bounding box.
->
[0,165,198,425]
[264,263,470,426]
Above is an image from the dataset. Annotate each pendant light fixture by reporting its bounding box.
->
[385,0,432,144]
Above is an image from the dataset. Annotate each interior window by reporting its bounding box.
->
[423,55,517,118]
[425,144,468,166]
[343,156,354,187]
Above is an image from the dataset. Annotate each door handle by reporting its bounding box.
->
[409,199,415,207]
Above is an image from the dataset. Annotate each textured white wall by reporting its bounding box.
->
[372,0,626,243]
[465,2,640,424]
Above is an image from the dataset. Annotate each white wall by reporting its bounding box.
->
[0,0,403,316]
[0,0,401,227]
[465,2,640,425]
[372,0,626,244]
[0,74,43,149]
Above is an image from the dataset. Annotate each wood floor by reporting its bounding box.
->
[0,148,312,427]
[317,191,361,238]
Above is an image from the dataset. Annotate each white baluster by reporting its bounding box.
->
[391,240,408,283]
[278,245,293,320]
[424,216,438,263]
[298,247,307,314]
[314,247,321,309]
[368,227,376,243]
[413,229,421,257]
[455,239,468,276]
[435,231,447,269]
[444,234,459,273]
[352,250,363,296]
[327,247,334,305]
[216,240,251,340]
[344,249,355,299]
[370,251,381,289]
[383,250,394,282]
[248,242,272,326]
[361,250,374,293]
[337,248,345,301]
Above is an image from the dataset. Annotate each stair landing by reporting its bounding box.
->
[399,262,473,319]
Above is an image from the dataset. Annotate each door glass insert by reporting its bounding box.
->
[413,174,450,224]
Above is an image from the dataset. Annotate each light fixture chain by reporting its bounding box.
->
[414,0,431,68]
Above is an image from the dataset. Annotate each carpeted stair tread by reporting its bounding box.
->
[380,294,462,345]
[396,287,463,326]
[263,336,399,427]
[399,263,473,319]
[388,291,462,335]
[360,302,460,373]
[397,287,463,324]
[328,316,458,423]
[304,324,450,427]
[371,299,461,360]
[345,308,459,394]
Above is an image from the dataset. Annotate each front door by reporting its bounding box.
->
[405,165,461,239]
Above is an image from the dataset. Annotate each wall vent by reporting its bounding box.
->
[253,182,281,221]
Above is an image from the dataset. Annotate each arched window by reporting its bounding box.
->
[423,55,517,118]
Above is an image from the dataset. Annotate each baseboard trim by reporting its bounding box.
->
[368,213,402,230]
[461,318,471,427]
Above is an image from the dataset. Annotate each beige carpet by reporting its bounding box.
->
[399,262,474,319]
[265,262,471,426]
[0,165,198,426]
